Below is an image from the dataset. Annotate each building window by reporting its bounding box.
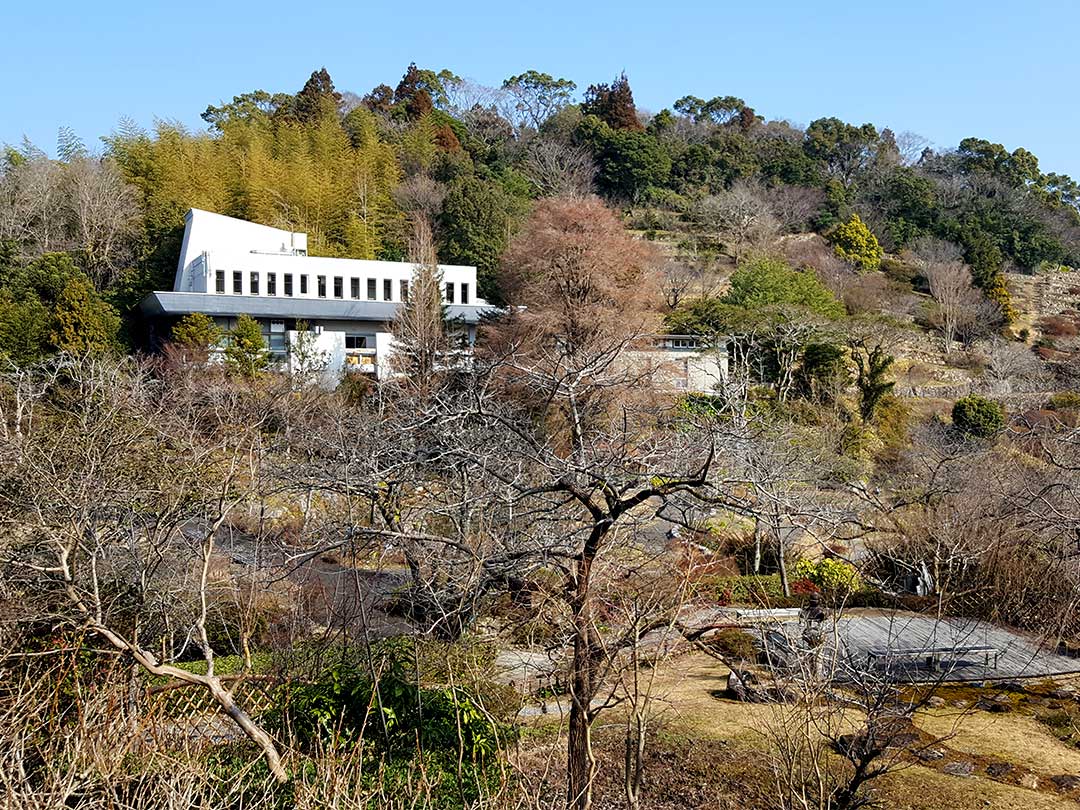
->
[300,275,308,295]
[333,276,343,299]
[344,334,371,350]
[284,274,293,297]
[383,279,392,301]
[317,276,327,298]
[367,278,376,300]
[250,272,259,295]
[400,280,409,301]
[262,321,288,358]
[267,273,277,296]
[232,271,242,294]
[350,278,360,299]
[445,282,454,303]
[215,270,225,293]
[460,282,469,304]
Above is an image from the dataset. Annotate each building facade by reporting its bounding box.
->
[140,209,492,382]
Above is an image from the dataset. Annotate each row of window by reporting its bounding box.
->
[214,270,470,304]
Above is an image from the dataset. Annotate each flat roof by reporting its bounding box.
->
[140,291,493,325]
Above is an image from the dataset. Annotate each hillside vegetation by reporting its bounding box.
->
[4,66,1080,810]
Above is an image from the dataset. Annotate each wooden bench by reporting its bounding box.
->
[866,645,1000,672]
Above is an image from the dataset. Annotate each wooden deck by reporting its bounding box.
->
[810,610,1080,682]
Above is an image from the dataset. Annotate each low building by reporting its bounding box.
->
[642,335,729,395]
[139,209,492,381]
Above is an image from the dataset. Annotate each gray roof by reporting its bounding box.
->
[140,291,493,325]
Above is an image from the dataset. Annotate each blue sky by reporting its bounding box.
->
[5,0,1079,177]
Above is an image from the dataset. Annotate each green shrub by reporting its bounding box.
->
[829,213,883,273]
[1047,391,1080,411]
[265,648,505,762]
[792,558,862,593]
[951,394,1005,437]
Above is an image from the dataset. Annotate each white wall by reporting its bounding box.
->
[173,208,485,306]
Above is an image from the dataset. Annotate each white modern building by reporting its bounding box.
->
[140,209,492,381]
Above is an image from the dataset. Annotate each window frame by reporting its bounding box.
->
[215,270,226,293]
[317,276,327,298]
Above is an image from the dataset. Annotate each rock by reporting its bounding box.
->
[986,762,1015,778]
[917,748,945,761]
[1020,773,1039,790]
[925,696,946,709]
[999,680,1026,692]
[1049,689,1076,700]
[943,761,975,777]
[976,698,1011,713]
[950,699,970,709]
[1050,775,1080,791]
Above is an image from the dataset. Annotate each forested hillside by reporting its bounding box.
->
[3,64,1079,362]
[6,65,1080,810]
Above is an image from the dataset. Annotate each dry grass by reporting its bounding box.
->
[876,765,1076,810]
[916,710,1080,776]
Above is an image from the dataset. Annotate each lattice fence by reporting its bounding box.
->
[145,677,278,721]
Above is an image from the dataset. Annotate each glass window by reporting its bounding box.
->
[215,270,225,293]
[317,276,327,298]
[445,282,454,303]
[344,334,370,350]
[232,271,242,294]
[300,275,308,294]
[284,274,293,297]
[350,278,360,299]
[400,280,409,301]
[460,282,469,304]
[267,273,277,296]
[333,276,343,299]
[367,278,376,300]
[250,272,259,295]
[383,279,392,301]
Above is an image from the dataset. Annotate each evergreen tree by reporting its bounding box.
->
[830,213,883,273]
[224,314,270,378]
[171,312,222,353]
[292,68,342,124]
[50,276,120,355]
[580,72,643,131]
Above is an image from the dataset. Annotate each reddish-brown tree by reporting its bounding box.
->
[581,72,644,131]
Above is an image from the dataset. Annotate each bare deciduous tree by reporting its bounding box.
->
[696,182,780,263]
[522,138,596,199]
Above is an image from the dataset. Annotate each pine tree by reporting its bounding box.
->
[224,314,270,378]
[171,312,222,351]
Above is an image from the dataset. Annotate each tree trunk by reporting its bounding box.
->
[567,532,603,810]
[752,518,762,575]
[777,527,791,598]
